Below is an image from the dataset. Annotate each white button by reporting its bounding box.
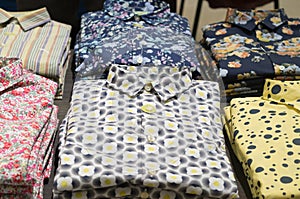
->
[134,15,141,21]
[141,192,149,198]
[144,83,152,92]
[148,170,156,176]
[136,55,143,64]
[147,135,155,143]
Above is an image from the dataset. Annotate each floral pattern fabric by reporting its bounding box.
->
[0,57,59,199]
[74,1,191,66]
[75,27,200,79]
[53,65,239,199]
[103,0,170,24]
[224,79,300,198]
[202,8,300,81]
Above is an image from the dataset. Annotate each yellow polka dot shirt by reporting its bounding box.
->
[224,79,300,199]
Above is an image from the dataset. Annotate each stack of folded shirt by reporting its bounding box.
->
[53,64,239,199]
[202,8,300,101]
[0,7,72,98]
[74,0,192,65]
[0,57,59,198]
[224,78,300,198]
[74,0,204,80]
[76,27,200,79]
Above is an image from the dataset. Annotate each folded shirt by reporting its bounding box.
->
[224,78,300,198]
[202,8,300,81]
[0,7,71,96]
[75,27,200,79]
[0,57,59,198]
[74,0,191,66]
[54,65,239,199]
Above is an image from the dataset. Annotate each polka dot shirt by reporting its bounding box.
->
[224,79,300,198]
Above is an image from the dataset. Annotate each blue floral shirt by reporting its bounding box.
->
[75,27,200,79]
[103,0,170,25]
[202,8,300,81]
[75,0,191,66]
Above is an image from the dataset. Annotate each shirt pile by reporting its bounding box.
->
[0,8,72,98]
[202,8,300,101]
[0,57,59,198]
[76,27,200,79]
[53,65,239,199]
[74,0,201,79]
[224,78,300,198]
[53,1,240,198]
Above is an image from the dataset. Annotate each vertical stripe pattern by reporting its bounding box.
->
[0,8,71,83]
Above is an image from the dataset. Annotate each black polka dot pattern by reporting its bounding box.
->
[271,84,281,94]
[224,79,300,198]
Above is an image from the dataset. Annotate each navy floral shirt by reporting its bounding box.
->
[202,8,300,81]
[103,0,170,25]
[75,27,200,79]
[75,0,191,66]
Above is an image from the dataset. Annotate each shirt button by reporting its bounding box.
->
[148,169,156,176]
[134,15,141,21]
[144,83,152,92]
[141,192,149,198]
[136,55,143,64]
[147,135,155,143]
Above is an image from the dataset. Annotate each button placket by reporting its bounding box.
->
[139,93,161,184]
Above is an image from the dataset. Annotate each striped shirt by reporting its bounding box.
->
[0,7,71,83]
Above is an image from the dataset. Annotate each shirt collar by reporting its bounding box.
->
[103,0,170,25]
[262,79,300,111]
[0,57,24,92]
[225,8,288,31]
[0,7,51,31]
[106,64,193,102]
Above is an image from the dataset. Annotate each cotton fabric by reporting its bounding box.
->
[0,7,71,97]
[0,57,59,198]
[224,79,300,198]
[53,65,239,199]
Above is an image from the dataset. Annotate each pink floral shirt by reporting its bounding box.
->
[0,57,59,198]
